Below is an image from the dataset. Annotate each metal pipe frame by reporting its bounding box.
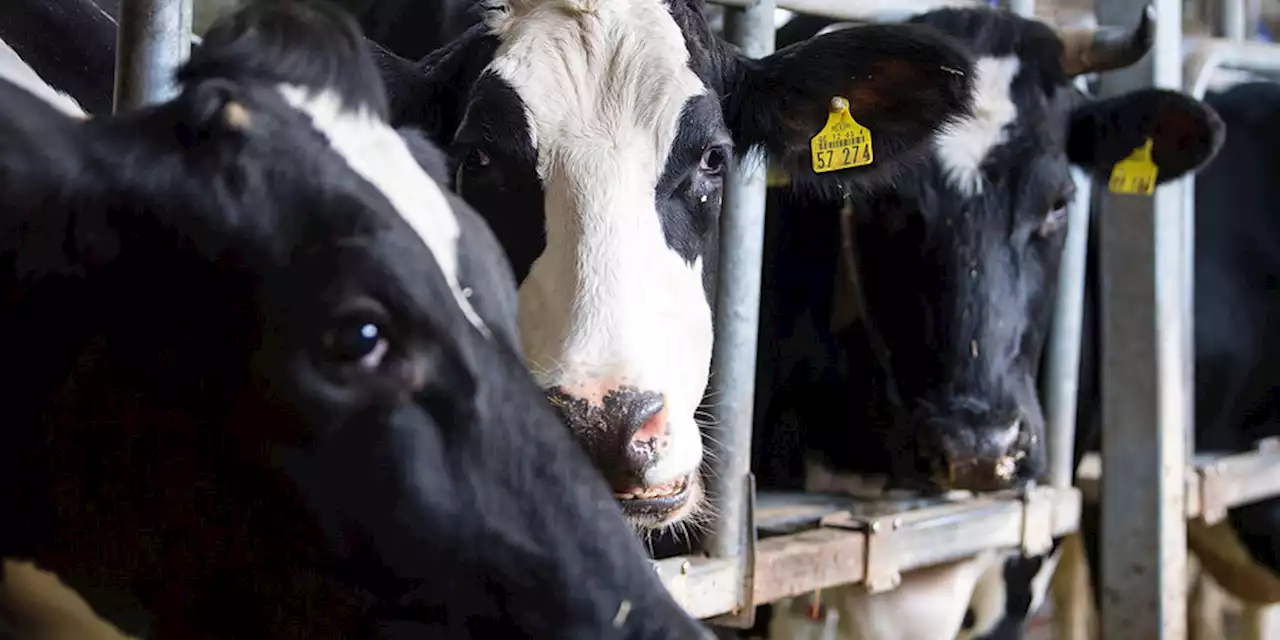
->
[702,0,775,625]
[114,0,193,112]
[714,0,981,23]
[1043,164,1092,490]
[1218,0,1249,41]
[1094,0,1190,636]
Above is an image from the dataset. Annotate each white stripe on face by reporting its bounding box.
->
[279,85,490,337]
[934,55,1022,197]
[481,0,714,490]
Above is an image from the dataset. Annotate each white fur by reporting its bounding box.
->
[0,37,87,119]
[278,85,489,337]
[934,55,1022,197]
[482,0,713,490]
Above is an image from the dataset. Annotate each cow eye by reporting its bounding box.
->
[462,148,492,172]
[1038,199,1070,237]
[699,146,727,177]
[323,317,390,370]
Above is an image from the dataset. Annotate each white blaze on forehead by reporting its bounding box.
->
[481,0,714,488]
[935,55,1022,197]
[278,85,490,337]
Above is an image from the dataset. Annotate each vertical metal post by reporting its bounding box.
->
[1219,0,1248,40]
[1002,0,1036,17]
[114,0,193,112]
[1044,164,1091,489]
[705,0,775,564]
[1095,0,1189,638]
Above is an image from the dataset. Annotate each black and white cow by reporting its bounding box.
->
[752,5,1225,639]
[1,0,984,530]
[0,2,709,637]
[358,0,985,532]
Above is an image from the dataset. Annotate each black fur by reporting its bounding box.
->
[0,2,705,637]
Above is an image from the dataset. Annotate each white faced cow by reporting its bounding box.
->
[374,0,980,529]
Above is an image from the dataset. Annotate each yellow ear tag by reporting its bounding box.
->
[810,96,874,174]
[1107,138,1159,196]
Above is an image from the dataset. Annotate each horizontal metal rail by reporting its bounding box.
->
[654,487,1081,619]
[1077,439,1280,526]
[707,0,980,22]
[1185,37,1280,98]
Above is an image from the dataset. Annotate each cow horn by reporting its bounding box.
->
[1057,4,1156,77]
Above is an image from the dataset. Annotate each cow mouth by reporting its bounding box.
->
[613,476,692,517]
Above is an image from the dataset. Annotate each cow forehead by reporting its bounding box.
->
[278,84,490,336]
[934,55,1022,197]
[482,0,708,182]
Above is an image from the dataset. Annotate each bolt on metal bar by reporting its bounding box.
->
[114,0,193,112]
[705,0,775,566]
[1094,0,1190,636]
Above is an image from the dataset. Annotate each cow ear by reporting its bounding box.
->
[720,22,975,197]
[379,25,499,148]
[1066,88,1225,185]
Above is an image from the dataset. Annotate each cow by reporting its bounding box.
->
[0,1,710,637]
[751,5,1225,639]
[3,0,985,532]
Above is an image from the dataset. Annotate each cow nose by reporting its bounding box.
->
[544,385,671,488]
[923,413,1030,492]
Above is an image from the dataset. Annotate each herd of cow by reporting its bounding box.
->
[0,0,1276,637]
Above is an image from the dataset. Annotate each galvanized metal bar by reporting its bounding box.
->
[655,487,1083,617]
[704,0,775,568]
[1003,0,1036,18]
[114,0,192,112]
[1043,164,1092,489]
[1219,0,1248,40]
[1095,0,1189,637]
[706,0,981,22]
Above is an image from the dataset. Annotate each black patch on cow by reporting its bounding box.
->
[451,72,543,284]
[657,93,731,297]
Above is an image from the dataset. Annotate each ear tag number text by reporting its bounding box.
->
[1108,138,1159,196]
[810,96,874,174]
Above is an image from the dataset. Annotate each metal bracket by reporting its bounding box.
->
[1199,462,1229,526]
[820,512,902,593]
[707,473,758,629]
[1020,485,1055,557]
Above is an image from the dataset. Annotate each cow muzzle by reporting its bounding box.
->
[544,384,696,528]
[921,414,1036,493]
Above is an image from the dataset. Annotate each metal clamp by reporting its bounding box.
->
[1199,462,1230,525]
[820,512,902,593]
[1020,485,1055,557]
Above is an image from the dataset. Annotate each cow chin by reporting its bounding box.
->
[617,473,703,530]
[614,415,705,530]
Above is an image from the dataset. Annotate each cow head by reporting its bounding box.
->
[0,2,705,636]
[383,0,979,528]
[824,6,1224,492]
